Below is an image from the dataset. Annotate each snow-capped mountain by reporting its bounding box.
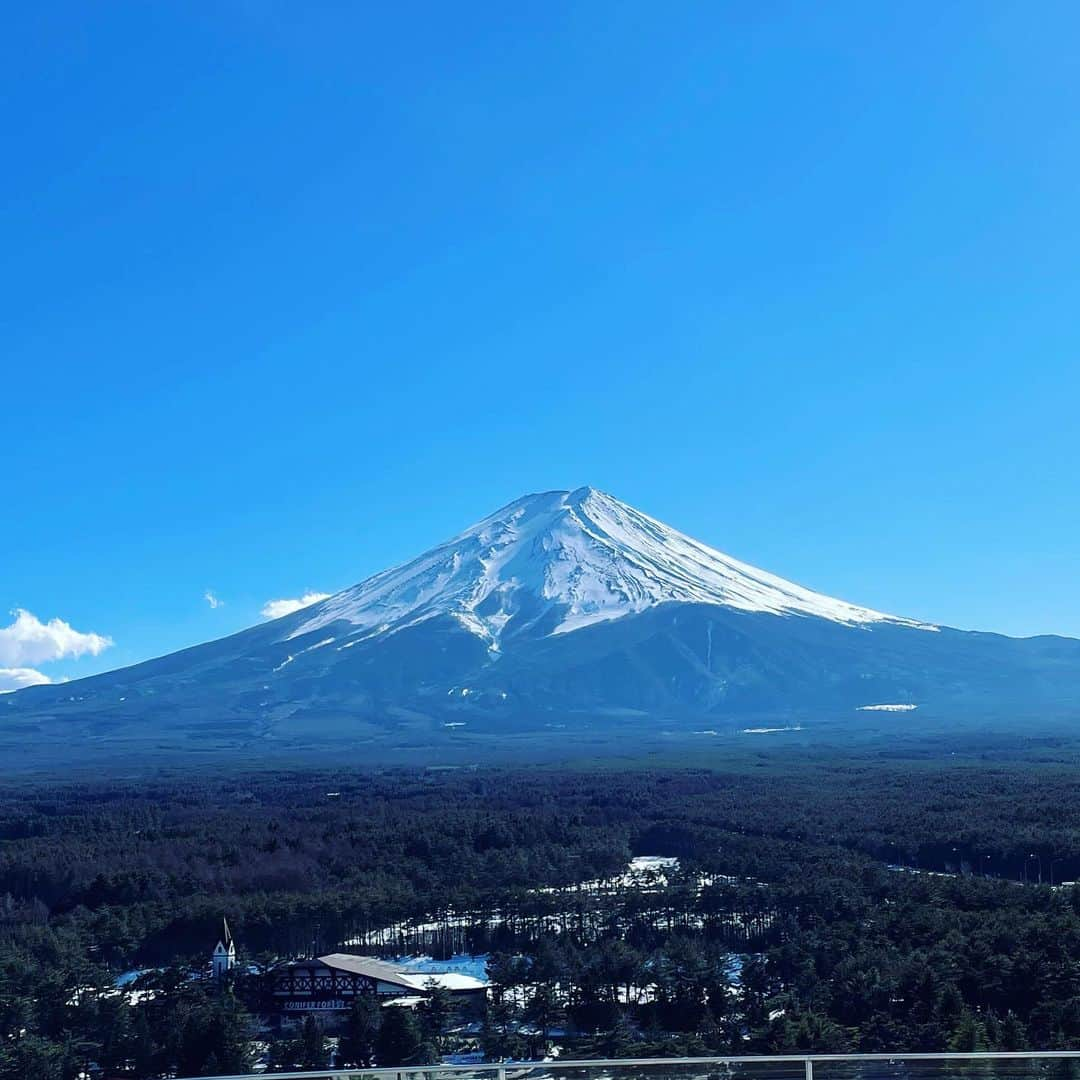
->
[287,486,935,650]
[7,488,1080,768]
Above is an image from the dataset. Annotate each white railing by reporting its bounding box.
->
[184,1051,1080,1080]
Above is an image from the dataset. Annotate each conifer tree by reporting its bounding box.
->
[377,1006,433,1066]
[298,1014,327,1070]
[340,994,382,1067]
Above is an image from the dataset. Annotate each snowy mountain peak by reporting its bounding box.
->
[20,486,1080,772]
[287,488,937,648]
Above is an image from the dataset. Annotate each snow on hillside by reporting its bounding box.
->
[286,486,937,649]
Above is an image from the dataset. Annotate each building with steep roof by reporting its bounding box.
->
[257,952,487,1025]
[212,917,236,981]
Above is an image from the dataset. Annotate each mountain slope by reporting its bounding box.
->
[6,487,1080,766]
[287,486,935,649]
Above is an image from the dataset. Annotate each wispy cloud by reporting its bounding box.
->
[0,667,52,693]
[0,609,113,667]
[204,590,224,610]
[261,592,330,620]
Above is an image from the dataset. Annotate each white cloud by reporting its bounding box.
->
[204,590,224,610]
[261,592,330,620]
[0,667,52,693]
[0,609,113,667]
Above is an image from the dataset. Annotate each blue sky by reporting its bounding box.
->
[5,2,1080,688]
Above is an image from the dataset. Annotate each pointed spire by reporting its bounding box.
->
[213,916,236,981]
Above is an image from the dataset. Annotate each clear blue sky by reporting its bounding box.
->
[5,2,1080,687]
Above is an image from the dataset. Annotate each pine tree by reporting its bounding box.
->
[418,980,458,1053]
[0,1035,73,1080]
[377,1006,433,1066]
[696,1004,724,1053]
[130,1008,157,1079]
[1000,1011,1029,1051]
[482,995,525,1062]
[524,983,565,1049]
[949,1009,989,1052]
[220,991,255,1073]
[340,994,382,1067]
[602,1010,640,1058]
[99,1001,133,1074]
[298,1015,327,1070]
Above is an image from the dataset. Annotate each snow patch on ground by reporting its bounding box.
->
[537,855,680,894]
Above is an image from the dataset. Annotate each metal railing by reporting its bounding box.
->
[184,1051,1080,1080]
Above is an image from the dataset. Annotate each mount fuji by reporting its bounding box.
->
[7,487,1080,766]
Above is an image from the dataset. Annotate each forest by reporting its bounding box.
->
[6,736,1080,1078]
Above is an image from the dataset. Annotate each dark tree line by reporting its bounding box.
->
[7,753,1080,1076]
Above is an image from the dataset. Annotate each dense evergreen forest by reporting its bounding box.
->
[6,739,1080,1078]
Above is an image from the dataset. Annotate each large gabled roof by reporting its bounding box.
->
[317,953,419,991]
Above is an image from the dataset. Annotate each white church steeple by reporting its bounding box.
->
[212,916,236,980]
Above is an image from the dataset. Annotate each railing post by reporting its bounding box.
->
[498,1067,507,1080]
[805,1058,814,1080]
